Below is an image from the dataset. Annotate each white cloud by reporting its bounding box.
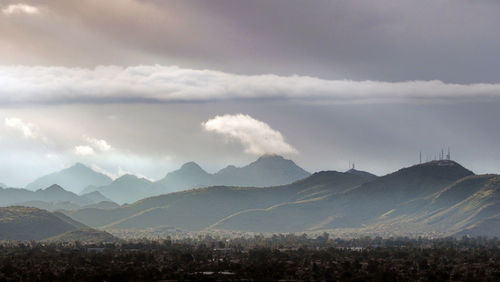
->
[1,65,500,105]
[74,145,95,156]
[86,137,112,151]
[4,117,36,138]
[202,114,297,155]
[2,4,39,15]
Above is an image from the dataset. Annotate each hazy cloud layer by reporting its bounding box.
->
[1,65,500,104]
[203,114,297,155]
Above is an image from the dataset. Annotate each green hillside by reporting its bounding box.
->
[0,206,85,241]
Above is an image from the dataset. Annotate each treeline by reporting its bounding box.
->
[0,235,500,281]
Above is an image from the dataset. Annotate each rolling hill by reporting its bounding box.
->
[0,206,85,240]
[0,206,116,242]
[46,228,117,243]
[26,163,113,193]
[211,160,473,232]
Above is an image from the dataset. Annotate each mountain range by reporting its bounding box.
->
[82,155,311,204]
[64,160,500,237]
[0,184,114,212]
[5,157,500,238]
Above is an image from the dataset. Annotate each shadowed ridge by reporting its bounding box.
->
[0,206,87,241]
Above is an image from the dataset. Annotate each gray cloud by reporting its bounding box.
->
[1,1,500,187]
[1,65,500,104]
[1,0,500,82]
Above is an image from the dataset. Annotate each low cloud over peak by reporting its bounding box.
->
[202,114,297,156]
[1,65,500,105]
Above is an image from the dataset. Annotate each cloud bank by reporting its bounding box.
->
[1,65,500,105]
[2,4,39,15]
[202,114,297,155]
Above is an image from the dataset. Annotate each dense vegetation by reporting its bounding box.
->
[1,235,500,281]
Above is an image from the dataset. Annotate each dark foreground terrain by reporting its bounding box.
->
[1,236,500,281]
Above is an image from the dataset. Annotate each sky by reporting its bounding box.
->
[1,0,500,187]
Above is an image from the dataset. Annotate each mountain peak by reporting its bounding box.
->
[44,184,66,192]
[116,174,139,181]
[71,162,90,170]
[346,168,377,179]
[180,161,204,171]
[250,155,304,170]
[423,160,460,167]
[26,163,113,193]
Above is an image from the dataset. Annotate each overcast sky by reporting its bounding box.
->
[1,0,500,187]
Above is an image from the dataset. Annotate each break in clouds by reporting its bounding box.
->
[2,65,500,104]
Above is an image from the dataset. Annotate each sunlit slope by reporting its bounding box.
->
[212,161,473,232]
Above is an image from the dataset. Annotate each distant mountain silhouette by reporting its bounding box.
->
[26,163,112,193]
[83,174,154,204]
[80,191,112,203]
[155,162,213,193]
[213,154,311,187]
[83,155,311,204]
[0,184,114,211]
[0,182,7,188]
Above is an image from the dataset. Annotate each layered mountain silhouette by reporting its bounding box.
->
[62,160,500,237]
[26,163,112,193]
[8,158,500,237]
[65,169,373,230]
[0,206,114,242]
[0,184,114,212]
[84,155,311,204]
[82,174,154,205]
